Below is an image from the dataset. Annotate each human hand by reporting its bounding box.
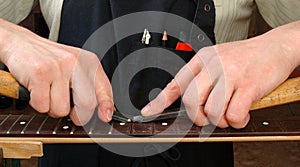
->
[0,19,114,125]
[142,21,300,128]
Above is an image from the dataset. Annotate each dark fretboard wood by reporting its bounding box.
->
[0,102,300,141]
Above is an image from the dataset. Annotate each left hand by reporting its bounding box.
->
[141,21,300,129]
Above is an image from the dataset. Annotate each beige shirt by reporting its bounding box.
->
[1,0,300,43]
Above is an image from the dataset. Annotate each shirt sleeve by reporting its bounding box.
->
[0,0,36,24]
[39,0,64,41]
[255,0,300,28]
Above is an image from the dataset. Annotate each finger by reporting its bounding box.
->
[70,81,96,126]
[29,82,50,114]
[70,57,98,126]
[94,65,114,123]
[48,78,70,118]
[204,77,233,128]
[226,88,254,129]
[182,68,212,125]
[185,105,209,126]
[141,55,203,116]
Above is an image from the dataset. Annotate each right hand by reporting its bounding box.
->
[0,19,114,125]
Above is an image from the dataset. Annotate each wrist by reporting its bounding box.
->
[260,21,300,70]
[276,21,300,68]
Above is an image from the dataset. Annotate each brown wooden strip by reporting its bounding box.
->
[0,70,19,99]
[153,119,177,135]
[250,77,300,110]
[112,121,132,135]
[131,122,153,136]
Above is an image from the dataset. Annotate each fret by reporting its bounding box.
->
[70,125,76,135]
[52,118,63,135]
[36,116,49,134]
[0,115,21,134]
[0,114,11,129]
[21,115,36,134]
[6,115,23,134]
[7,115,36,134]
[0,102,299,139]
[87,115,98,135]
[52,117,78,136]
[108,122,114,135]
[88,118,111,137]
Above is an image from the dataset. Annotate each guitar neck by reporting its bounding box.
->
[1,101,300,143]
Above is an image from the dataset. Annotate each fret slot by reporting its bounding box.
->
[7,115,23,134]
[5,115,37,135]
[52,118,63,135]
[0,115,11,132]
[21,115,36,134]
[52,117,82,136]
[0,115,20,134]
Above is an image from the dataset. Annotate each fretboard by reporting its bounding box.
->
[0,102,300,139]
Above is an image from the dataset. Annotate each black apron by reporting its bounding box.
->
[39,0,233,166]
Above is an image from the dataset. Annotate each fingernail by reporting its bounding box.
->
[106,110,113,121]
[141,104,151,115]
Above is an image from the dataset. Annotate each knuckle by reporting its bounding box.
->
[182,94,192,108]
[31,63,49,77]
[226,112,243,124]
[62,51,78,64]
[217,122,229,129]
[53,108,70,118]
[194,119,206,126]
[31,102,49,114]
[165,80,178,92]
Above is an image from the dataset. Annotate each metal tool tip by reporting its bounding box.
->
[132,115,144,122]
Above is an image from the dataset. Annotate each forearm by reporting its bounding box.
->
[259,20,300,69]
[0,18,26,64]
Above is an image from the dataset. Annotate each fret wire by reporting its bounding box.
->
[6,115,23,134]
[88,116,98,135]
[108,122,114,135]
[36,116,49,134]
[0,114,11,131]
[70,125,76,135]
[52,118,63,135]
[21,115,37,134]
